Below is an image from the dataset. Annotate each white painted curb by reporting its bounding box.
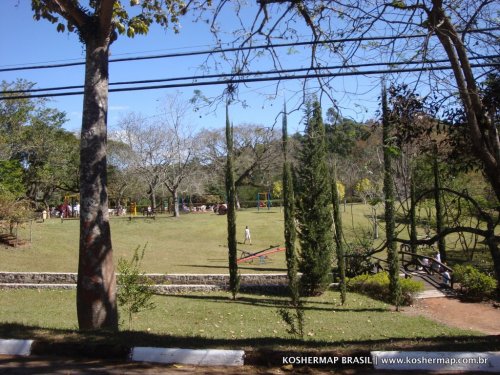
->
[372,351,500,372]
[0,339,33,356]
[130,347,245,366]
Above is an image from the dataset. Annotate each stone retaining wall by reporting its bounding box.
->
[0,272,290,286]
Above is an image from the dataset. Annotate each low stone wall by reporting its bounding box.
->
[0,272,290,287]
[0,272,78,284]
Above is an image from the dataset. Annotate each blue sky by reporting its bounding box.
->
[0,1,382,135]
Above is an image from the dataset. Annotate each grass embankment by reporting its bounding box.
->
[0,289,491,352]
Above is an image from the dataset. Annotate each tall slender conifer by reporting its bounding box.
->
[225,105,239,299]
[382,85,402,309]
[280,103,304,336]
[331,162,346,304]
[282,104,299,298]
[296,101,333,296]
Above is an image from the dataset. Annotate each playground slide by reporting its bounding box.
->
[237,247,285,264]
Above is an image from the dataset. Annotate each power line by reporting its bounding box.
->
[1,27,497,73]
[1,62,498,101]
[3,55,498,95]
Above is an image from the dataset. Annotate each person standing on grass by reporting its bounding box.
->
[244,226,252,245]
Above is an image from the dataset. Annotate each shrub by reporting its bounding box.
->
[347,272,424,306]
[117,244,156,328]
[344,239,375,278]
[453,265,496,300]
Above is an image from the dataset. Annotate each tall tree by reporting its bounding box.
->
[214,0,499,201]
[225,106,239,299]
[382,85,401,309]
[30,0,210,330]
[1,80,79,209]
[116,113,170,212]
[296,101,334,296]
[198,124,282,191]
[159,95,199,218]
[331,161,346,304]
[280,103,304,336]
[282,104,299,301]
[20,110,80,209]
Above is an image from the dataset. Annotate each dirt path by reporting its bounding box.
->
[404,297,500,335]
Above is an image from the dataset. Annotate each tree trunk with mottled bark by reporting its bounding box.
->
[77,34,118,331]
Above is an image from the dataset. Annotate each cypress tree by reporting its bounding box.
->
[282,104,298,292]
[296,101,334,296]
[280,103,304,337]
[225,105,239,299]
[331,162,347,304]
[382,85,402,309]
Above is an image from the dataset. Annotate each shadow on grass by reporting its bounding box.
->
[161,293,390,313]
[1,322,499,358]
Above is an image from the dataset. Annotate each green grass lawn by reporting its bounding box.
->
[1,209,289,273]
[1,204,493,273]
[0,289,485,351]
[1,207,497,353]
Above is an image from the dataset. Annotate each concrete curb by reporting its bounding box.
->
[3,337,500,372]
[0,337,245,367]
[0,339,33,356]
[130,347,244,366]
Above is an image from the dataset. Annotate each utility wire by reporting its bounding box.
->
[3,55,498,95]
[0,27,498,73]
[1,62,498,101]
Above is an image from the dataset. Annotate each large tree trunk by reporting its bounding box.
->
[150,189,157,211]
[172,189,180,217]
[77,34,118,331]
[429,2,500,202]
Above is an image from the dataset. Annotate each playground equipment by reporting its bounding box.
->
[256,192,272,211]
[237,246,285,264]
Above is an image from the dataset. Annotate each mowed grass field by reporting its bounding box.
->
[1,203,489,273]
[1,205,495,352]
[0,289,483,351]
[0,205,377,274]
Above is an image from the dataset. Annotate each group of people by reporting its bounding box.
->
[421,251,451,286]
[49,202,80,218]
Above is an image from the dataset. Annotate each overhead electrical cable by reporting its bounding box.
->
[2,55,498,95]
[1,62,498,101]
[0,27,497,73]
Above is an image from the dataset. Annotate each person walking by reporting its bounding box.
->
[244,226,252,245]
